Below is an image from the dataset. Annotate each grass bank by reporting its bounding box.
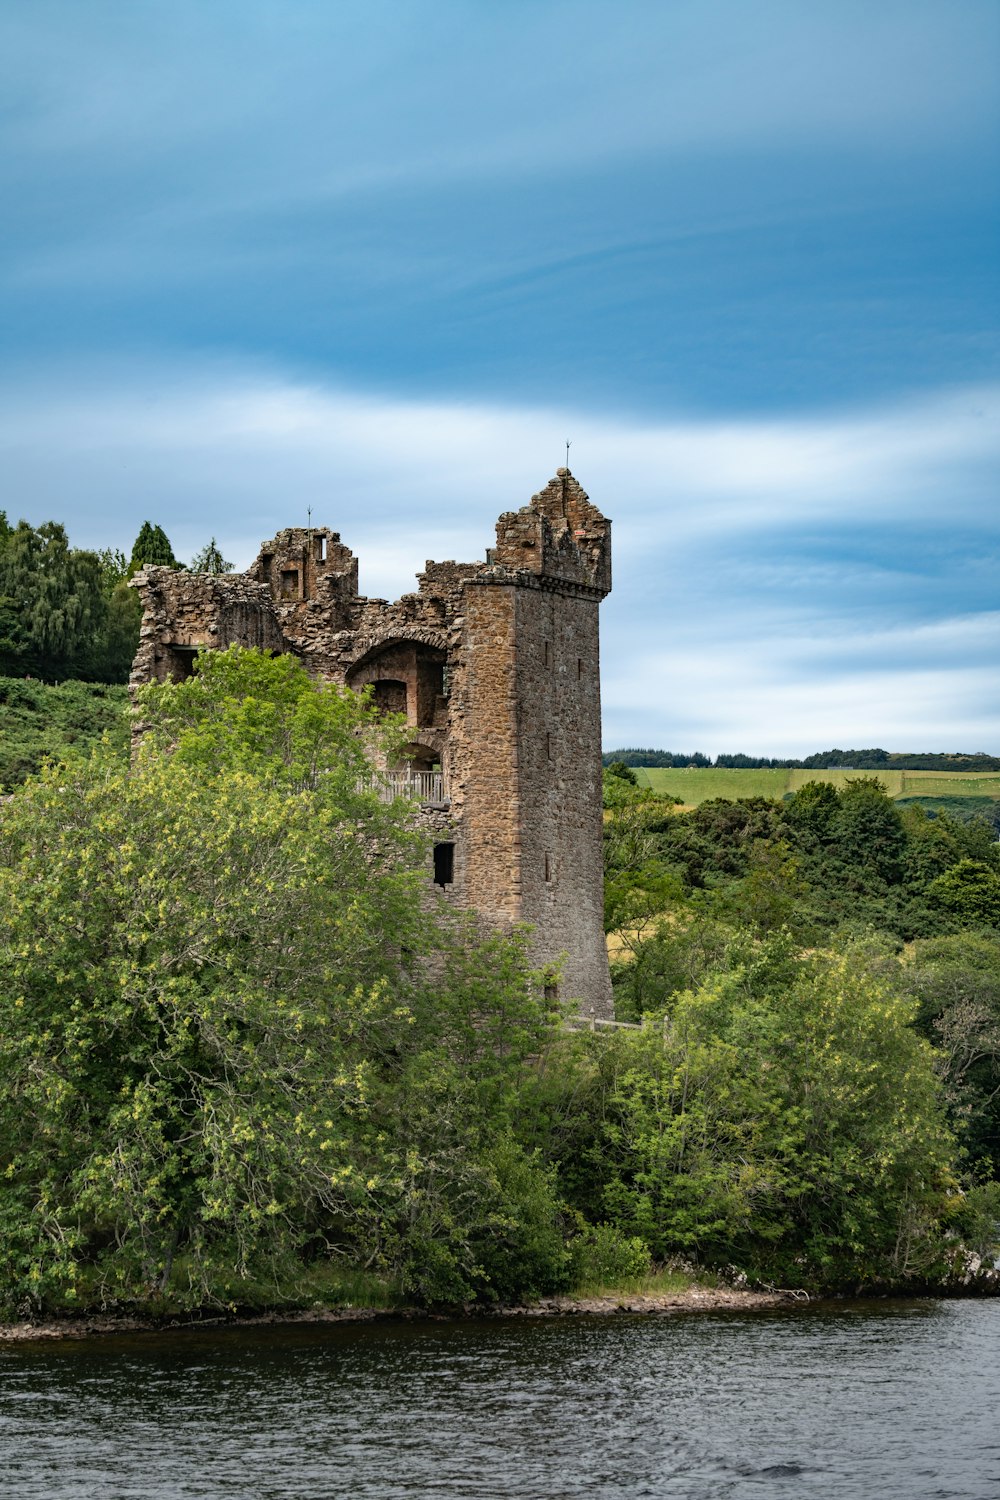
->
[634,765,1000,808]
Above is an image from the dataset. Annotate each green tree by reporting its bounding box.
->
[93,547,130,595]
[0,647,566,1311]
[128,521,181,577]
[706,839,807,935]
[545,935,957,1287]
[783,779,840,840]
[92,581,143,682]
[830,777,906,886]
[190,538,235,575]
[0,649,425,1305]
[928,860,1000,929]
[0,520,108,681]
[605,760,638,786]
[905,932,1000,1173]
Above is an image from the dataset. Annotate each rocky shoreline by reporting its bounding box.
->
[0,1283,795,1342]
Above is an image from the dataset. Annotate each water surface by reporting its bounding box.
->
[2,1300,998,1498]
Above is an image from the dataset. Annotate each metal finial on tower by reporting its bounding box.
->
[307,505,312,527]
[565,439,571,468]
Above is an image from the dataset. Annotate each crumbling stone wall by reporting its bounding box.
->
[130,470,613,1018]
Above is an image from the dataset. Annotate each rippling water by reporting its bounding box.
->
[2,1300,999,1498]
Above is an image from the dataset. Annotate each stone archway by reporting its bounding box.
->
[346,634,449,730]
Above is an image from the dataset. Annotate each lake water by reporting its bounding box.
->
[2,1300,998,1498]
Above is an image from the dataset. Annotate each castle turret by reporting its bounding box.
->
[456,470,612,1014]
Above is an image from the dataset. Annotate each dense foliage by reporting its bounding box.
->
[0,515,137,683]
[0,513,249,687]
[603,770,1000,1216]
[530,932,959,1288]
[604,772,1000,956]
[0,515,188,683]
[602,748,712,768]
[0,676,129,789]
[0,650,566,1312]
[0,656,996,1314]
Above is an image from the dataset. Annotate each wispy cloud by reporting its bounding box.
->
[4,2,995,189]
[2,360,996,754]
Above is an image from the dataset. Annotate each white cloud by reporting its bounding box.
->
[1,360,997,753]
[603,612,1000,755]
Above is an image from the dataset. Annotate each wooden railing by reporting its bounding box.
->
[377,770,446,804]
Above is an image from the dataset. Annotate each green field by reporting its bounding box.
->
[633,766,1000,806]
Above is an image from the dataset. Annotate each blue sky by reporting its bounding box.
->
[1,0,997,754]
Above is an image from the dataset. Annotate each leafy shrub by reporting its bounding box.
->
[568,1221,650,1289]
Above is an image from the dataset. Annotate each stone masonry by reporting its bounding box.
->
[130,470,613,1018]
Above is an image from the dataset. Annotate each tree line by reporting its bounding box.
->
[604,747,1000,771]
[0,515,232,684]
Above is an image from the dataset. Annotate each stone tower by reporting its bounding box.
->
[130,469,613,1017]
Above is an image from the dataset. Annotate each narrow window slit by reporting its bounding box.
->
[434,842,455,887]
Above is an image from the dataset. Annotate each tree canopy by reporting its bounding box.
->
[0,648,564,1311]
[189,537,234,574]
[0,514,168,683]
[128,521,181,575]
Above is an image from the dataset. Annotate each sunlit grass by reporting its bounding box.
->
[634,765,1000,806]
[567,1265,699,1300]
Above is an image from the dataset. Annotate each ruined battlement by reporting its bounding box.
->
[130,471,613,1017]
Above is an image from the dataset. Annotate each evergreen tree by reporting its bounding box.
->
[128,521,181,577]
[190,537,234,574]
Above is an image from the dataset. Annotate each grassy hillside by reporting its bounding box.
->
[634,764,1000,808]
[0,677,130,789]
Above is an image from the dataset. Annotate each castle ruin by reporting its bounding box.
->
[130,469,613,1018]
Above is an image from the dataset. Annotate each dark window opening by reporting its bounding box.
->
[166,645,199,682]
[261,553,273,582]
[577,657,583,680]
[544,852,553,883]
[544,640,551,667]
[372,679,408,715]
[396,742,437,775]
[543,981,559,1003]
[416,656,446,726]
[314,534,326,563]
[280,568,300,600]
[434,842,455,888]
[546,732,552,761]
